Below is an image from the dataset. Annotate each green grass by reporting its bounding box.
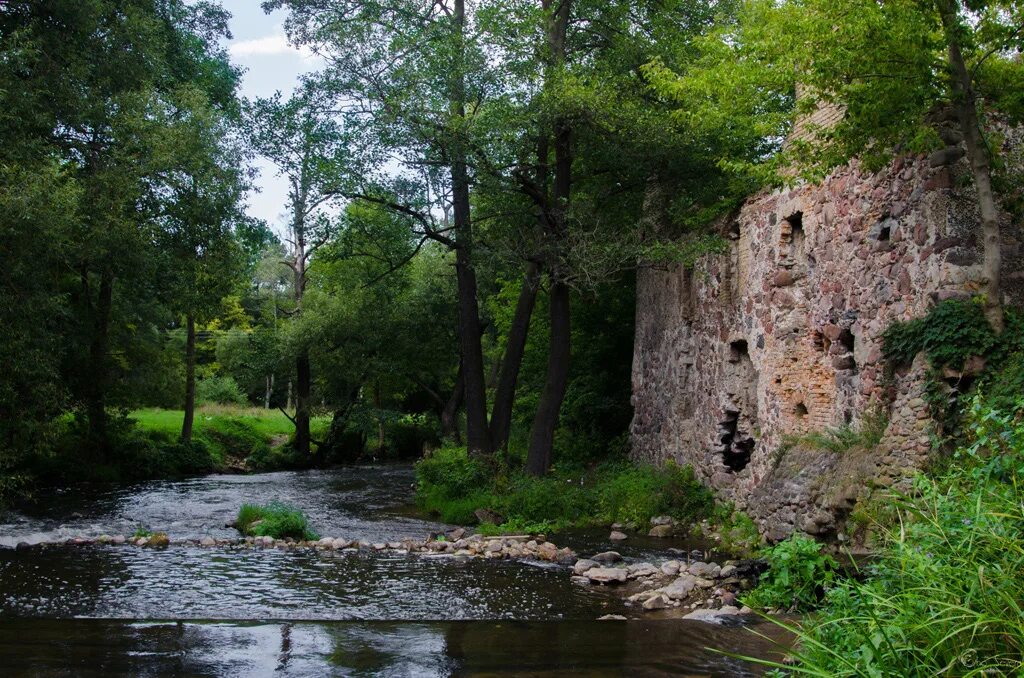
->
[414,444,715,533]
[129,406,331,440]
[129,406,331,470]
[749,395,1024,676]
[235,501,319,541]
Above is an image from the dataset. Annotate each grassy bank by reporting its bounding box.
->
[18,407,332,494]
[745,396,1024,675]
[415,444,717,535]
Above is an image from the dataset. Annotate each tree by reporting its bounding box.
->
[0,0,244,456]
[248,88,346,457]
[646,0,1024,332]
[266,0,502,455]
[157,87,248,442]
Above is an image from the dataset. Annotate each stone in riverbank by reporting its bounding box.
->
[609,531,628,541]
[585,567,629,584]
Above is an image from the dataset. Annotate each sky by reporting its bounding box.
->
[217,1,322,232]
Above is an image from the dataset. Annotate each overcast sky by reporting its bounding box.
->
[218,1,321,233]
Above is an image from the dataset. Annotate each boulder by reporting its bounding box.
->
[609,531,628,542]
[660,560,681,576]
[648,524,674,538]
[573,559,599,575]
[650,515,674,526]
[719,564,737,578]
[687,561,721,579]
[642,594,670,611]
[591,551,623,564]
[585,567,628,584]
[627,563,660,579]
[664,575,697,600]
[199,536,216,547]
[446,527,466,541]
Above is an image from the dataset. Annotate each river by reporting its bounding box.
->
[0,465,791,676]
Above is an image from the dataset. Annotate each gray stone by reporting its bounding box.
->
[591,551,623,564]
[687,561,721,579]
[648,524,674,538]
[573,559,599,575]
[609,530,628,541]
[664,575,697,600]
[585,567,628,584]
[199,536,216,547]
[643,594,670,611]
[660,560,681,576]
[598,614,627,621]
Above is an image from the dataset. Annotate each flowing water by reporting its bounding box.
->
[0,466,791,676]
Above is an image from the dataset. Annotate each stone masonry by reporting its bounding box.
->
[630,141,1023,542]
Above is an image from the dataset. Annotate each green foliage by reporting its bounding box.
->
[757,396,1024,676]
[744,534,838,612]
[235,501,319,541]
[416,446,713,533]
[594,461,714,527]
[195,376,248,406]
[882,299,998,370]
[708,503,762,555]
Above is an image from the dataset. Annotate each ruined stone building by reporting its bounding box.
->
[629,118,1023,542]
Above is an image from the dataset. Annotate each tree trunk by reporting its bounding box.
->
[264,374,274,409]
[489,261,541,451]
[939,0,1003,332]
[450,0,492,456]
[181,314,197,443]
[525,1,573,475]
[86,267,114,451]
[295,350,311,457]
[525,279,570,476]
[442,366,464,443]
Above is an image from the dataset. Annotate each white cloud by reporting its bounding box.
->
[228,32,315,60]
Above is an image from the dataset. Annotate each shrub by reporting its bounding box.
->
[743,534,837,612]
[881,298,997,370]
[235,501,319,541]
[754,396,1024,675]
[416,444,492,500]
[595,461,713,526]
[196,376,248,406]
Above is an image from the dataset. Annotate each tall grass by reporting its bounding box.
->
[414,445,714,532]
[235,501,319,541]
[751,396,1024,676]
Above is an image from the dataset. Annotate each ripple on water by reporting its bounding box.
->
[0,546,625,621]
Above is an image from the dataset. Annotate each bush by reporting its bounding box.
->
[196,376,248,406]
[415,446,714,534]
[595,461,714,526]
[755,396,1024,675]
[744,534,838,612]
[235,501,319,541]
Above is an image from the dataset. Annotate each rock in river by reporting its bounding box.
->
[585,567,628,584]
[591,551,623,564]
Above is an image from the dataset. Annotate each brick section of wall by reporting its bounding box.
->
[630,151,1022,542]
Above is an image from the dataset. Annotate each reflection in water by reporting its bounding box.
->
[0,619,790,677]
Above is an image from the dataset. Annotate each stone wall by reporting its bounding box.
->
[630,148,1023,542]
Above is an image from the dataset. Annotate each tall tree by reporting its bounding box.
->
[248,88,346,457]
[265,0,503,455]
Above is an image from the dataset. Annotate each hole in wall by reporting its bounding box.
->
[717,409,753,472]
[786,211,805,264]
[729,221,741,240]
[729,339,748,363]
[795,402,808,418]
